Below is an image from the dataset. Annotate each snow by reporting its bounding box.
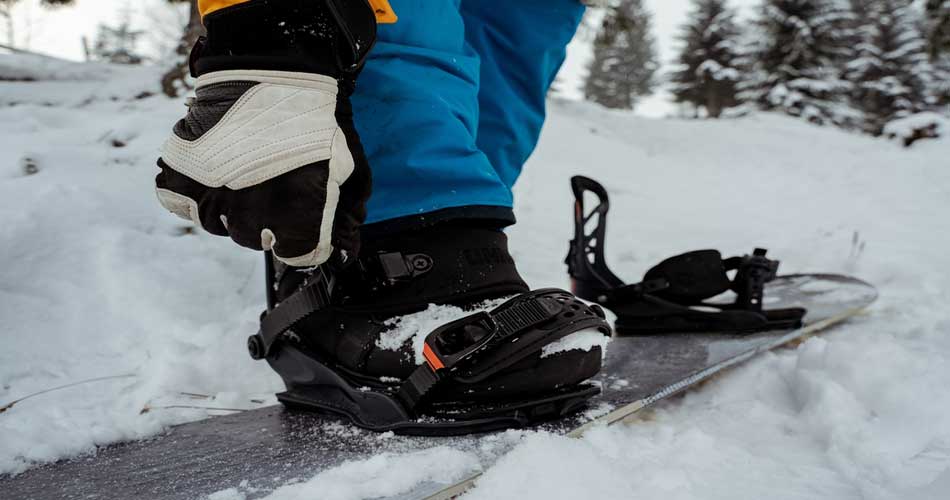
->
[2,58,950,499]
[540,329,610,359]
[695,59,740,81]
[0,61,281,475]
[257,447,480,500]
[0,53,112,82]
[883,112,948,140]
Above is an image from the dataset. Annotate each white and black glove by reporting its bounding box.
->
[156,0,375,267]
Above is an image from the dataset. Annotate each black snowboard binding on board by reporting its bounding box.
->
[249,224,611,435]
[566,176,806,335]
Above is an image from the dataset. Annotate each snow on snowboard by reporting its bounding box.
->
[0,273,876,500]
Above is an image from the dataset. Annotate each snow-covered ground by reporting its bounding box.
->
[2,59,950,500]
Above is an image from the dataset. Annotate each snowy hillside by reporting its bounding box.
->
[2,61,950,500]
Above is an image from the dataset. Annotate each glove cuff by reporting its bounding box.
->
[192,0,377,78]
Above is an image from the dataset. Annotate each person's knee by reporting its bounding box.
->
[374,0,468,54]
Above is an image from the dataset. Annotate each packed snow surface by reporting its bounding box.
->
[209,446,480,500]
[2,60,950,499]
[0,53,115,82]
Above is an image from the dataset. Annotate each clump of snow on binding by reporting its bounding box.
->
[541,328,611,360]
[376,297,511,365]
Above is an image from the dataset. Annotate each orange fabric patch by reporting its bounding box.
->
[197,0,250,18]
[368,0,398,24]
[422,344,444,371]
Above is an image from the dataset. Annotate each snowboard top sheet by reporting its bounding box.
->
[0,274,877,500]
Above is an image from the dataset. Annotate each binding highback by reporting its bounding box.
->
[564,175,804,335]
[566,176,625,300]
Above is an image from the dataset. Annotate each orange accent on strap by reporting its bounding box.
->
[198,0,252,18]
[422,344,445,371]
[368,0,398,24]
[200,0,397,24]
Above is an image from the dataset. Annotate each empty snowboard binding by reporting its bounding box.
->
[249,225,611,436]
[566,175,805,335]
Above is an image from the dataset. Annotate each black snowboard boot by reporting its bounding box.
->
[249,222,612,435]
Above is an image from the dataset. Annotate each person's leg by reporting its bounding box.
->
[351,0,515,231]
[460,0,585,189]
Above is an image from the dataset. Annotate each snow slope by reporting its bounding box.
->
[2,60,950,499]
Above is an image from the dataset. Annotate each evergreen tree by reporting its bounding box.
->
[846,0,935,134]
[739,0,858,127]
[91,14,144,65]
[161,0,204,97]
[925,0,950,104]
[925,0,950,59]
[669,0,743,118]
[584,0,659,110]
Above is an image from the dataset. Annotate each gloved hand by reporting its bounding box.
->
[155,0,376,267]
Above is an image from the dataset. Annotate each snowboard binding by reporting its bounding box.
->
[566,175,806,335]
[250,225,611,435]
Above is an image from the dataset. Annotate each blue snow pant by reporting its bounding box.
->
[351,0,585,230]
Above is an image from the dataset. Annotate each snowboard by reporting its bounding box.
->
[0,274,876,500]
